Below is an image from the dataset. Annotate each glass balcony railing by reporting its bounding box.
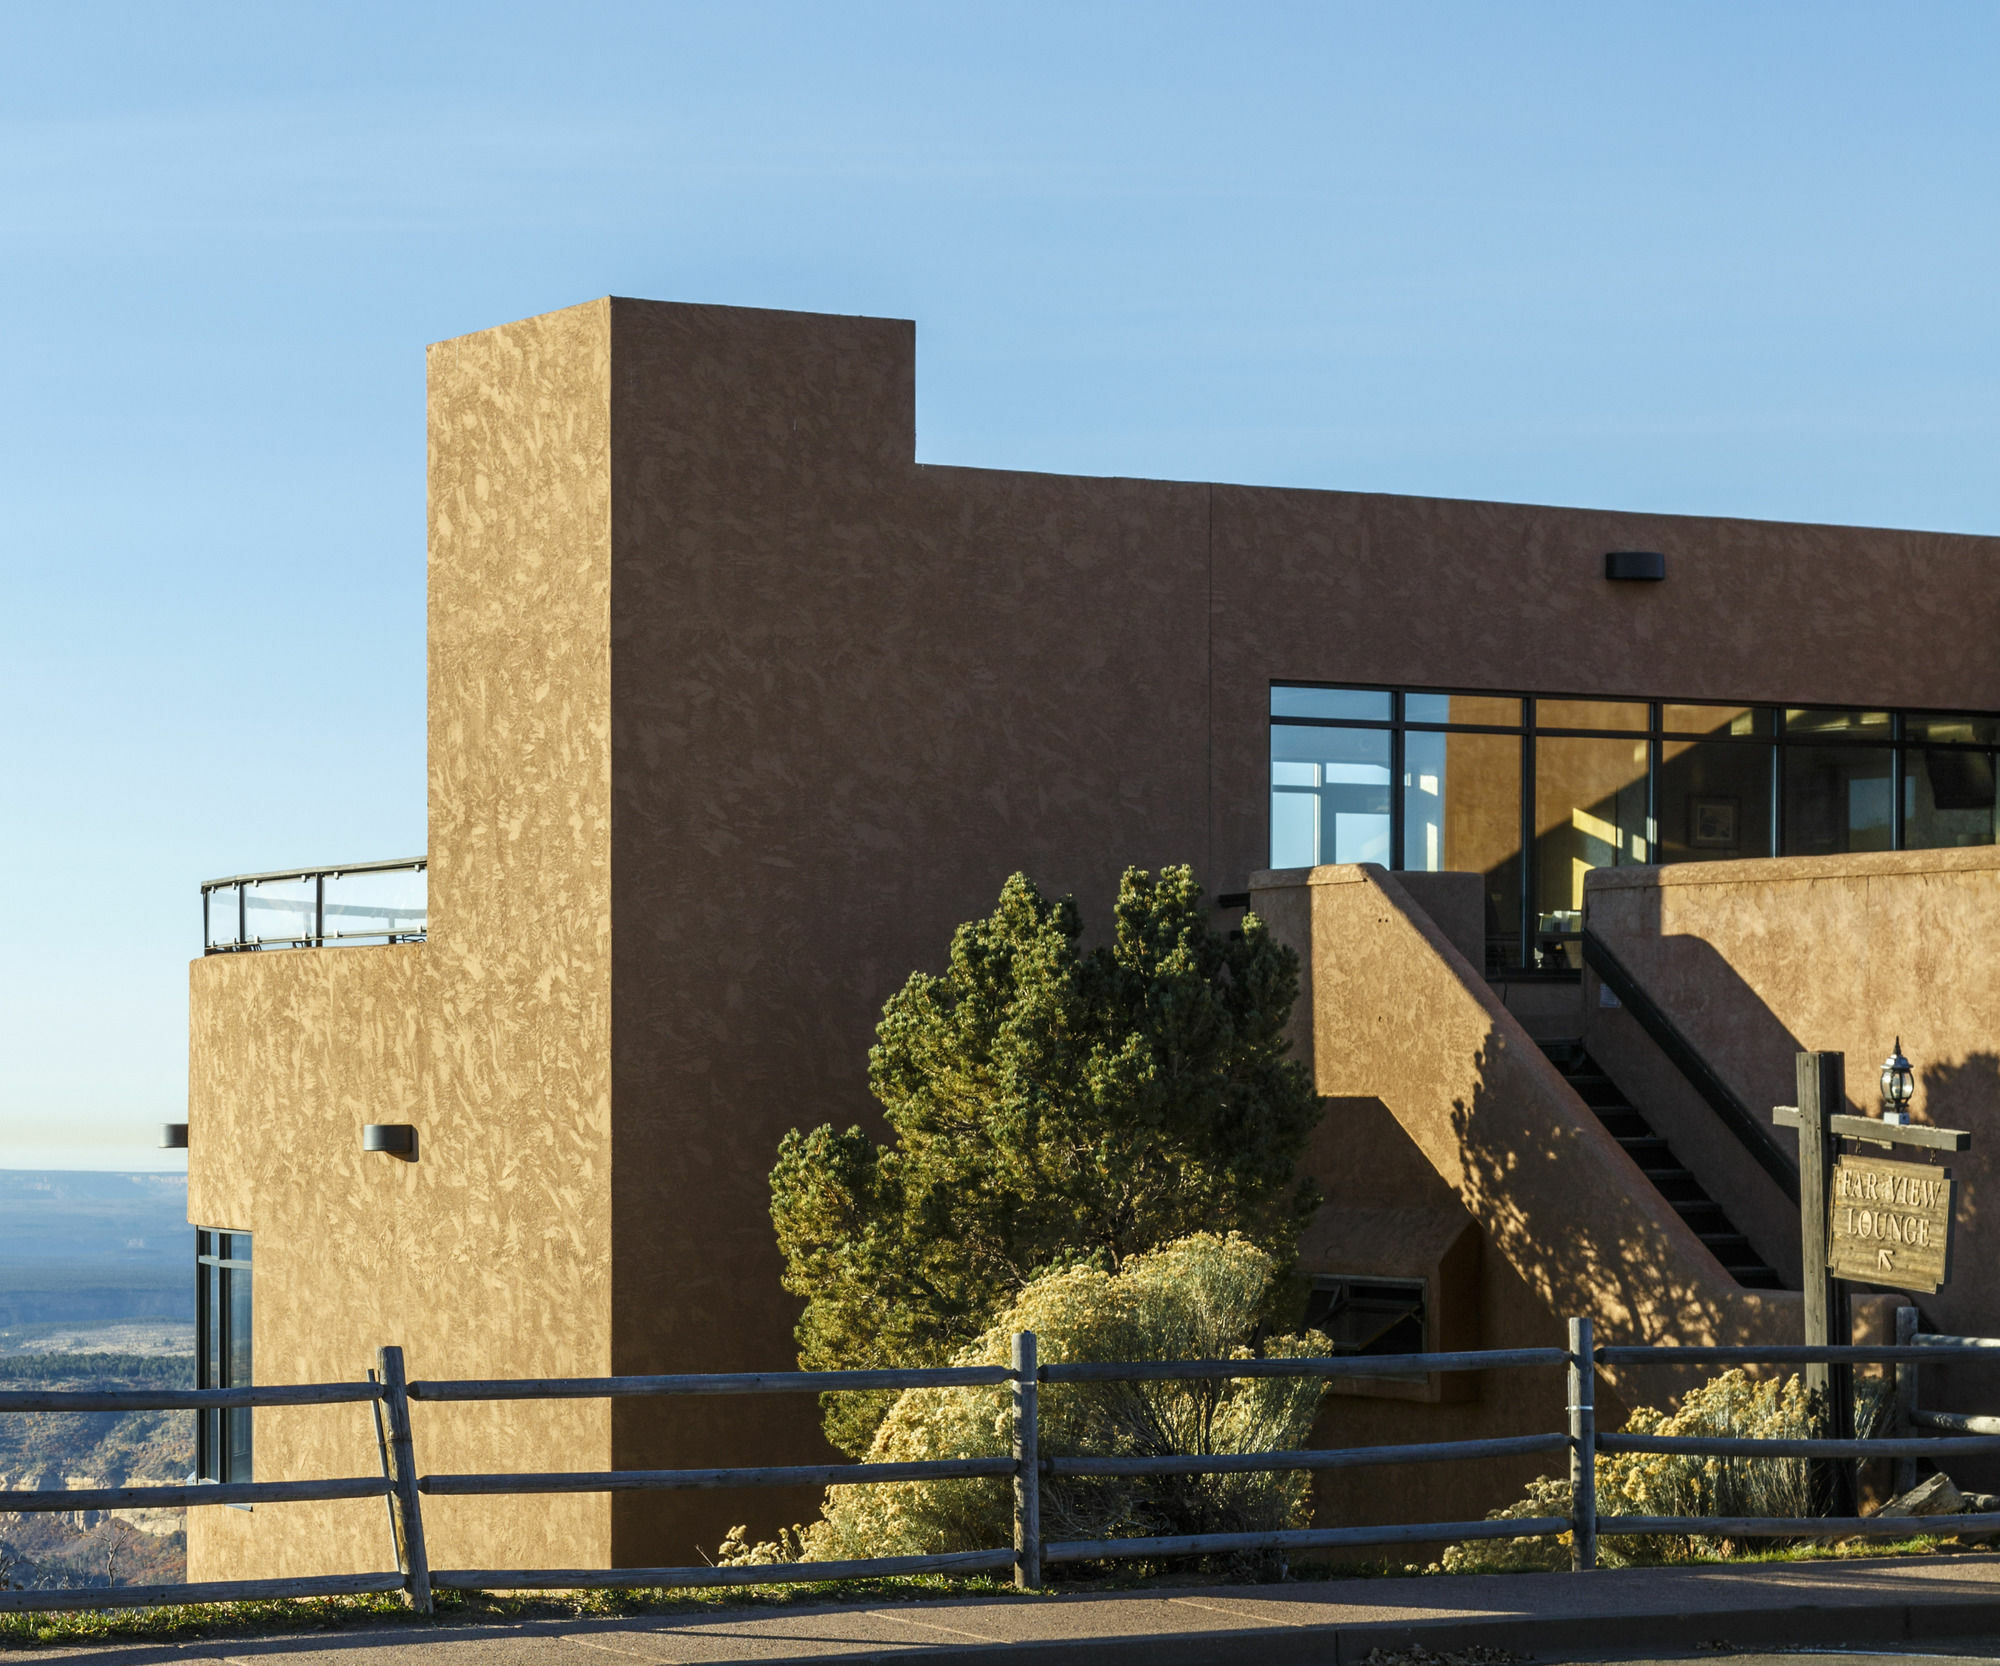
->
[201,858,427,954]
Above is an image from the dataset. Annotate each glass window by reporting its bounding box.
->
[1663,704,1772,738]
[1536,699,1650,732]
[1405,692,1523,728]
[1270,686,1391,722]
[197,1228,252,1484]
[1270,725,1391,867]
[1264,683,2000,977]
[1905,748,1998,849]
[1783,747,1894,855]
[1785,708,1891,739]
[1304,1276,1426,1356]
[1534,736,1651,966]
[1906,713,2000,748]
[1404,728,1523,971]
[1657,740,1775,863]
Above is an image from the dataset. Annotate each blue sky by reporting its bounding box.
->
[2,3,1995,1169]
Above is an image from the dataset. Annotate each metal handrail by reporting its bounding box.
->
[199,856,428,891]
[201,856,427,955]
[1580,926,1801,1203]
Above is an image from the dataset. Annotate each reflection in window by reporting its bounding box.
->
[1270,725,1392,867]
[1537,699,1649,732]
[1785,708,1892,739]
[1271,687,1391,722]
[1267,684,2000,973]
[1534,737,1650,966]
[1404,729,1523,970]
[1663,704,1771,738]
[1906,749,1997,849]
[1657,740,1774,864]
[1406,693,1522,727]
[1906,714,2000,747]
[1783,747,1894,855]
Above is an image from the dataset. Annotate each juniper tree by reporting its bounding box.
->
[769,865,1322,1455]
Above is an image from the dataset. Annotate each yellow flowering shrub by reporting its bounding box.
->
[717,1233,1330,1566]
[1437,1369,1895,1572]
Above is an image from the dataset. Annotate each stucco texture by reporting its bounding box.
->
[188,300,614,1580]
[1585,848,2000,1476]
[188,298,2000,1576]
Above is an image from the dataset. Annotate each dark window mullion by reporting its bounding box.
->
[1389,691,1405,870]
[1520,702,1536,971]
[1648,702,1662,864]
[1772,739,1786,857]
[1892,711,1906,850]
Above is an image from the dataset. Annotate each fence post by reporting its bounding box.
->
[376,1346,433,1614]
[1011,1330,1040,1590]
[1894,1304,1920,1499]
[1568,1316,1596,1572]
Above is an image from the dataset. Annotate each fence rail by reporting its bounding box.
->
[3,1319,1993,1615]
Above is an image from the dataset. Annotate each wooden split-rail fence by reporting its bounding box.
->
[4,1314,1998,1615]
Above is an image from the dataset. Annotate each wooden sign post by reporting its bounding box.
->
[1774,1050,1970,1519]
[1796,1052,1853,1514]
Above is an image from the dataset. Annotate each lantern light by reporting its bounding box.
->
[1880,1038,1915,1123]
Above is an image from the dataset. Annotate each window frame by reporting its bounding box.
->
[1269,683,2000,971]
[195,1227,253,1486]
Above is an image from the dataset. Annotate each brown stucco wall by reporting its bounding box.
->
[1585,848,2000,1476]
[188,297,2000,1576]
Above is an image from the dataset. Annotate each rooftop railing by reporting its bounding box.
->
[201,858,427,954]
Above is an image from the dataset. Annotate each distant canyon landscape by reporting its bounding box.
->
[0,1171,194,1591]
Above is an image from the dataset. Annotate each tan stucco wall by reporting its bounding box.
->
[1585,848,2000,1469]
[1258,863,1800,1350]
[188,300,616,1579]
[188,297,2000,1575]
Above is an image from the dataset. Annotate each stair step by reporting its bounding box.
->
[1617,1135,1674,1159]
[1673,1201,1730,1226]
[1548,1042,1789,1295]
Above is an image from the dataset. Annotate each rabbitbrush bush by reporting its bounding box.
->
[716,1233,1331,1568]
[1435,1368,1896,1572]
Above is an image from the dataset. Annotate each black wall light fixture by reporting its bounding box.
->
[1605,550,1666,582]
[160,1123,189,1149]
[363,1123,417,1157]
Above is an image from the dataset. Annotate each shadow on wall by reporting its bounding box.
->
[1591,884,1811,1117]
[1444,1033,1761,1362]
[1919,1052,2000,1136]
[1838,1051,1997,1324]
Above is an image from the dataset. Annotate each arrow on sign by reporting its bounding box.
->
[1879,1250,1896,1271]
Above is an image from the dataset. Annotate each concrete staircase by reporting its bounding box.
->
[1539,1038,1784,1290]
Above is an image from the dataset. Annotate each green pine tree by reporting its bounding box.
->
[770,865,1323,1455]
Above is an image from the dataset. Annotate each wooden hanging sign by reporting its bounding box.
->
[1827,1153,1954,1292]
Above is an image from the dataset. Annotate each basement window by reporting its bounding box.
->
[1304,1275,1426,1356]
[196,1229,253,1484]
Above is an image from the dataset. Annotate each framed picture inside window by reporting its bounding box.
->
[1689,795,1741,851]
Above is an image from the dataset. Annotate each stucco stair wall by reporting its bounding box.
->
[1251,862,1807,1387]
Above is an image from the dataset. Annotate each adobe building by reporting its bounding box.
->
[186,296,2000,1580]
